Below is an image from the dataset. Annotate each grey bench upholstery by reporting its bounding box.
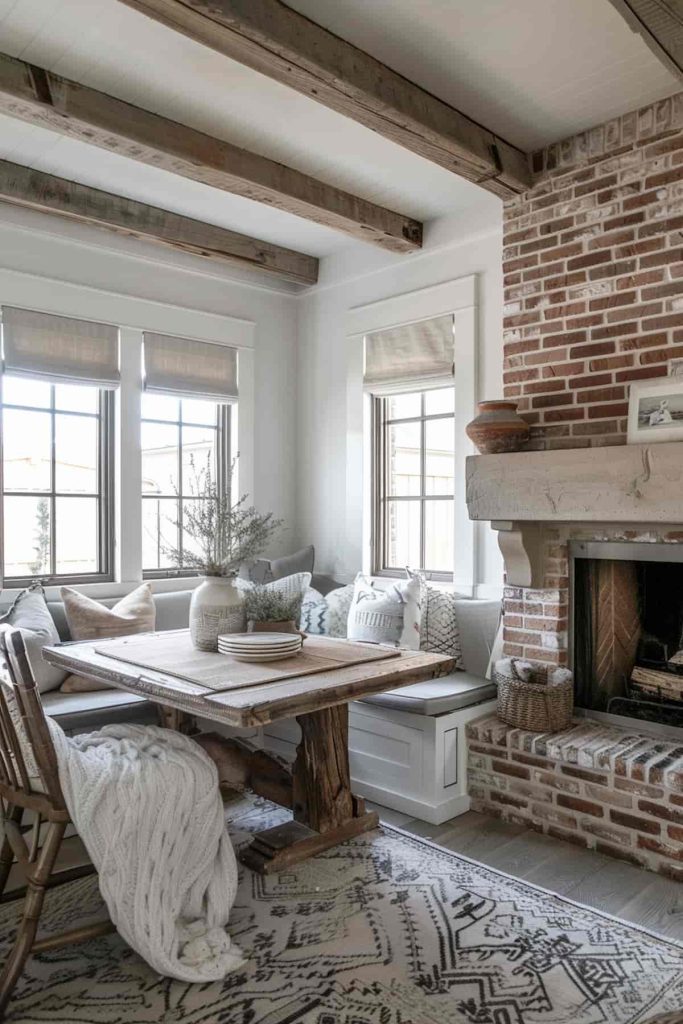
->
[361,672,497,716]
[360,598,501,716]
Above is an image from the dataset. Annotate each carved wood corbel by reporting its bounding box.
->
[492,521,544,588]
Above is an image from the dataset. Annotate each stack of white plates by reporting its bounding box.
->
[218,631,303,662]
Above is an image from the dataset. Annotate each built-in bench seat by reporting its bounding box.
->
[262,596,501,824]
[9,580,501,824]
[467,713,683,880]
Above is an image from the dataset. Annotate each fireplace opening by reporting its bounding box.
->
[571,541,683,732]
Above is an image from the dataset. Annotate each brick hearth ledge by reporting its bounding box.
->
[467,714,683,880]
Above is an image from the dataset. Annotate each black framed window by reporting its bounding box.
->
[373,387,455,579]
[1,375,114,584]
[141,394,231,576]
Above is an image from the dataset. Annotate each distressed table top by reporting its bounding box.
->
[43,631,455,727]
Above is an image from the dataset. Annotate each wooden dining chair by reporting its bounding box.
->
[0,629,113,1019]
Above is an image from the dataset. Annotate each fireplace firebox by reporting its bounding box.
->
[570,541,683,734]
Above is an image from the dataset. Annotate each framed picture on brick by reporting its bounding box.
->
[627,378,683,445]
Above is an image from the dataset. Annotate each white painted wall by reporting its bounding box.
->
[0,205,300,569]
[294,207,505,598]
[0,200,505,598]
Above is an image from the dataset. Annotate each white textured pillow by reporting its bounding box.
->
[60,583,156,693]
[300,584,355,637]
[0,584,65,693]
[347,573,421,650]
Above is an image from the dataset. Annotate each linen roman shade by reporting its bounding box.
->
[143,332,238,402]
[363,314,454,394]
[1,306,119,387]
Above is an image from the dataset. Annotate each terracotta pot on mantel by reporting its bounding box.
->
[466,400,531,455]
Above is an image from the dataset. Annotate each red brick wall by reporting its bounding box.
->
[503,93,683,449]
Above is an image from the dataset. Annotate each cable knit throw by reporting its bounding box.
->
[47,721,244,982]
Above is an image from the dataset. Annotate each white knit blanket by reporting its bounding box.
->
[48,721,244,982]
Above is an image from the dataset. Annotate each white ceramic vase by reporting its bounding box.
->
[189,576,245,652]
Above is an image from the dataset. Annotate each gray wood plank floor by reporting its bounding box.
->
[372,805,683,943]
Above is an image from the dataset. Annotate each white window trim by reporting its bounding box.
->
[345,275,477,595]
[0,267,255,601]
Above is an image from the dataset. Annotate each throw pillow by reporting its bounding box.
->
[60,583,156,693]
[407,570,464,669]
[300,584,355,637]
[237,571,311,602]
[0,584,66,693]
[346,573,421,649]
[242,546,315,585]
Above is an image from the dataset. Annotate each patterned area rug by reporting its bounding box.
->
[2,795,682,1024]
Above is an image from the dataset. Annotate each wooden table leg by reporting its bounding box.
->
[240,704,378,874]
[158,706,198,735]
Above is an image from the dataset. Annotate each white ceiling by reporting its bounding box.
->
[0,0,678,270]
[289,0,679,151]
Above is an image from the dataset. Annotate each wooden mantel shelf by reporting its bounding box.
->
[466,441,683,524]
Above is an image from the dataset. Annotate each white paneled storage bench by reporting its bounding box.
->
[261,597,500,825]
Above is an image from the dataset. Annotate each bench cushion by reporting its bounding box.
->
[361,671,497,716]
[453,599,501,677]
[41,688,156,733]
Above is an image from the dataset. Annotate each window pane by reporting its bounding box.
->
[387,393,421,419]
[387,421,421,496]
[425,418,454,495]
[425,388,455,415]
[142,497,178,570]
[142,422,179,494]
[182,426,216,495]
[4,496,51,577]
[182,398,217,426]
[182,498,210,562]
[2,376,50,409]
[3,409,51,491]
[55,414,98,493]
[141,393,179,421]
[424,500,454,573]
[54,383,98,414]
[55,497,98,574]
[385,499,420,569]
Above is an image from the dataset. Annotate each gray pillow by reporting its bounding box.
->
[0,584,66,693]
[244,545,315,585]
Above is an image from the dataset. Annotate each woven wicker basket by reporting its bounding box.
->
[494,659,573,733]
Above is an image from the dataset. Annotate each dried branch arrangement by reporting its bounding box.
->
[164,454,282,577]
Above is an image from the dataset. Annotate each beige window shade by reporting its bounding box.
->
[143,332,238,402]
[364,314,454,394]
[1,306,119,387]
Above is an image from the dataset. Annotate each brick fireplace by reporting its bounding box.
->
[498,90,683,678]
[465,91,683,875]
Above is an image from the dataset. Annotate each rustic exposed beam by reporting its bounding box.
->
[0,51,422,254]
[607,0,683,80]
[0,159,319,285]
[118,0,532,199]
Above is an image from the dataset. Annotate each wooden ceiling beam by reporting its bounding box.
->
[0,158,319,285]
[119,0,532,199]
[0,51,422,254]
[606,0,683,81]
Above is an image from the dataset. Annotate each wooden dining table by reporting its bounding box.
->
[43,630,454,874]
